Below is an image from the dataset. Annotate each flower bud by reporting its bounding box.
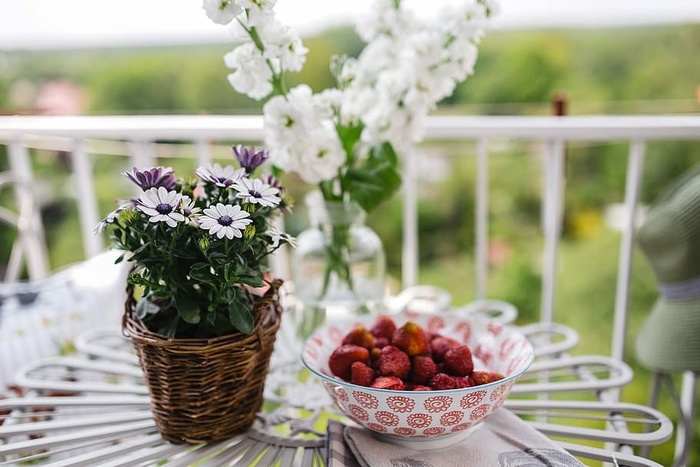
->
[119,209,139,226]
[198,236,210,252]
[244,224,256,240]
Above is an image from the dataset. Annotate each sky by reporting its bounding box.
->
[1,0,700,50]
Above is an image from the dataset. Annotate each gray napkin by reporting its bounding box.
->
[327,409,585,467]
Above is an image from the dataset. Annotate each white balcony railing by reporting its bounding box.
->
[2,114,700,465]
[2,113,700,362]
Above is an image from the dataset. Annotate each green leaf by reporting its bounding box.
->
[228,300,254,334]
[346,142,402,212]
[238,273,264,288]
[174,290,200,324]
[189,262,215,284]
[336,123,363,160]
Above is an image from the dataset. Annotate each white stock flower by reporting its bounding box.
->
[295,127,345,184]
[279,34,308,71]
[356,0,416,42]
[441,2,492,43]
[353,36,400,86]
[256,19,308,72]
[209,0,497,191]
[339,87,375,127]
[313,89,342,119]
[202,0,242,25]
[263,85,316,145]
[445,40,479,82]
[224,43,273,100]
[237,0,277,27]
[237,0,277,11]
[360,98,402,146]
[263,85,344,183]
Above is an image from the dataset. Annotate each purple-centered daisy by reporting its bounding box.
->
[232,145,269,173]
[262,174,283,190]
[136,187,185,228]
[267,227,298,249]
[199,203,252,239]
[94,201,134,234]
[233,178,281,207]
[195,163,246,188]
[179,196,201,225]
[123,167,176,191]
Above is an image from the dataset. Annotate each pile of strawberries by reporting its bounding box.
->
[328,315,504,391]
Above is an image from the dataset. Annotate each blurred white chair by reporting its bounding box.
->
[0,250,130,389]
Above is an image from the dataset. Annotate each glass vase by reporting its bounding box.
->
[292,191,386,340]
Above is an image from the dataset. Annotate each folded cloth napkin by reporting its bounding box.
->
[326,409,585,467]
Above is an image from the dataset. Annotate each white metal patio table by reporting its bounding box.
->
[0,298,673,467]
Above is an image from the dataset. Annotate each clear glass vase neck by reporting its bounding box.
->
[305,191,366,228]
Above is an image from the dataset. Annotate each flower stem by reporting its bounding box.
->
[320,221,354,298]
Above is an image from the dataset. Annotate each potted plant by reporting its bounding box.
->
[96,145,295,444]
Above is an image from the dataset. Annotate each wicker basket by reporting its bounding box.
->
[123,280,283,444]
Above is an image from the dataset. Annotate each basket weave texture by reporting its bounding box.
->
[123,280,283,444]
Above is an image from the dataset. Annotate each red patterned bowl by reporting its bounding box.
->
[302,311,533,450]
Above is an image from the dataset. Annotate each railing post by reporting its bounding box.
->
[70,139,103,258]
[540,139,566,325]
[540,93,568,324]
[612,140,645,362]
[7,138,49,279]
[475,139,489,300]
[128,141,156,188]
[402,144,418,289]
[194,139,211,168]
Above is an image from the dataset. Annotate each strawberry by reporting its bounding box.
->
[370,315,397,340]
[410,355,438,385]
[443,345,474,377]
[455,375,475,388]
[428,373,459,390]
[342,325,375,350]
[328,344,370,381]
[370,376,406,391]
[431,336,461,363]
[378,345,411,379]
[350,361,376,387]
[412,385,432,391]
[391,321,430,357]
[374,337,390,349]
[471,371,504,386]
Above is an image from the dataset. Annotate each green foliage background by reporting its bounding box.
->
[1,23,700,465]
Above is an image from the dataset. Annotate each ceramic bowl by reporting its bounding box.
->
[302,311,534,450]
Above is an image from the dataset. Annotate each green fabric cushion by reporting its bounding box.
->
[635,165,700,372]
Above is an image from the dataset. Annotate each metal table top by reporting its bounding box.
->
[0,304,673,467]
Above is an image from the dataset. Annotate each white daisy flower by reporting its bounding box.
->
[267,226,298,249]
[94,201,133,234]
[196,163,246,188]
[180,196,202,225]
[136,187,185,228]
[200,203,252,239]
[233,178,281,207]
